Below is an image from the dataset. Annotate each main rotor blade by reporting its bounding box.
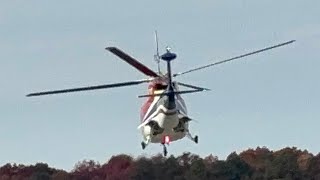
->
[176,82,211,91]
[106,47,159,77]
[173,40,295,77]
[138,89,206,98]
[26,79,151,97]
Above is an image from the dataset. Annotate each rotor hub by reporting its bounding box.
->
[161,48,177,62]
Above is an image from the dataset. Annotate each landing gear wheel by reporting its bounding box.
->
[162,143,168,156]
[194,135,198,144]
[163,146,167,157]
[141,142,146,150]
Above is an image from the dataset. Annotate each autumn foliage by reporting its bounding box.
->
[1,147,320,180]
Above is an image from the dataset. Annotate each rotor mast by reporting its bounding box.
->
[160,47,177,108]
[161,47,176,87]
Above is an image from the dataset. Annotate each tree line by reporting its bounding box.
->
[1,146,320,180]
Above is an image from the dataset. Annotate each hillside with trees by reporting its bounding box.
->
[1,147,320,180]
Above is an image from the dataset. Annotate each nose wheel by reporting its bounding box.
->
[141,142,146,150]
[194,135,198,144]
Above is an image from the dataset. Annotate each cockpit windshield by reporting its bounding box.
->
[154,84,167,90]
[153,82,177,90]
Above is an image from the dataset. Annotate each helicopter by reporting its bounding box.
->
[26,32,295,156]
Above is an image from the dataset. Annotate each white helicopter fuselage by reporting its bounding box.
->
[139,82,191,144]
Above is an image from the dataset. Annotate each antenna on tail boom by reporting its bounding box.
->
[154,30,161,74]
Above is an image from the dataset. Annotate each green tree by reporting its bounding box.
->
[307,153,320,178]
[265,147,303,179]
[101,154,135,180]
[131,156,155,180]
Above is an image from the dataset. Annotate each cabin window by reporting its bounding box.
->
[154,84,167,90]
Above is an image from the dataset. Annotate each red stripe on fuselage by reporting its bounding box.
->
[140,81,167,122]
[140,96,154,122]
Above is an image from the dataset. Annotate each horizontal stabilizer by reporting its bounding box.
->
[138,89,209,98]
